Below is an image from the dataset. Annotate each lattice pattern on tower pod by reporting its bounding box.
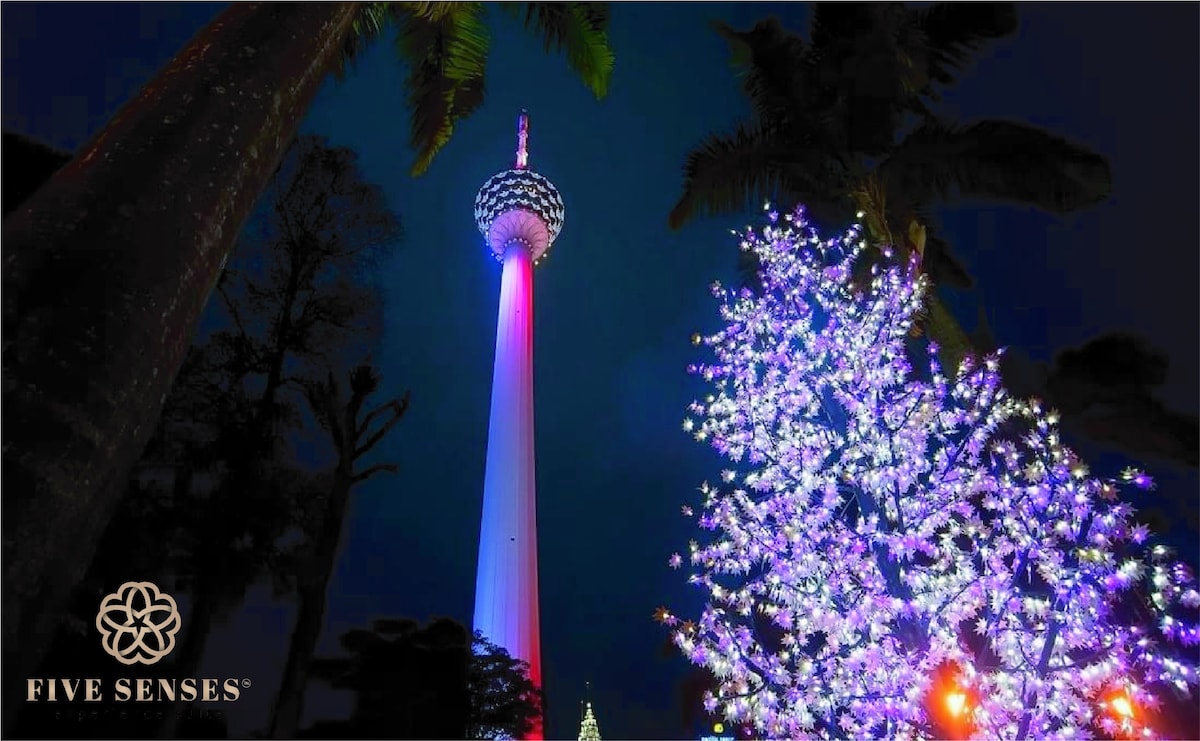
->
[474,169,565,262]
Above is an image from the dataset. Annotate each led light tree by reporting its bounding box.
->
[660,205,1199,740]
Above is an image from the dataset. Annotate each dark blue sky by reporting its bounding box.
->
[4,3,1197,739]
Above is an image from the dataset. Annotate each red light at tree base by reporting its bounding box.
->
[927,662,976,740]
[944,689,969,719]
[1097,687,1142,740]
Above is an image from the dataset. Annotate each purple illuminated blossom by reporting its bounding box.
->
[665,205,1199,740]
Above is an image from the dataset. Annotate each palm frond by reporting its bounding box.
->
[912,3,1018,86]
[810,3,1016,129]
[921,232,974,289]
[669,124,840,229]
[810,3,892,52]
[396,3,491,176]
[403,2,461,21]
[504,3,614,98]
[335,3,395,78]
[441,5,491,86]
[396,12,455,170]
[713,18,811,127]
[671,125,784,229]
[880,119,1112,214]
[807,5,926,155]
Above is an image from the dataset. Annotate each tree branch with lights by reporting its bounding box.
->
[660,205,1199,740]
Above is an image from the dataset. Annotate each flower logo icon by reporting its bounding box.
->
[95,581,182,665]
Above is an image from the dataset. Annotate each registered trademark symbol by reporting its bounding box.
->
[241,679,252,688]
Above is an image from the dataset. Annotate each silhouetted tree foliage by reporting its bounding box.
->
[466,632,543,740]
[268,365,411,739]
[14,136,400,739]
[302,619,541,740]
[1045,336,1198,469]
[969,321,1200,536]
[158,135,400,736]
[975,313,1196,457]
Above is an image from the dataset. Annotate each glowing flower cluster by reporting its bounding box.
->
[662,206,1199,740]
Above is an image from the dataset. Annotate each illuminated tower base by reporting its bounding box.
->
[472,111,565,741]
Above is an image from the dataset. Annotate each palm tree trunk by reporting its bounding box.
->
[268,474,353,738]
[0,3,361,713]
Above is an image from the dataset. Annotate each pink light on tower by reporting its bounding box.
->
[472,110,564,741]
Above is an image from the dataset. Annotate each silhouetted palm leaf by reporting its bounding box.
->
[335,3,615,175]
[881,119,1113,213]
[921,232,974,289]
[812,5,922,95]
[397,3,490,176]
[505,3,614,98]
[404,1,460,21]
[673,2,1102,236]
[808,3,933,145]
[669,124,845,228]
[670,126,788,229]
[673,4,1114,378]
[339,2,470,79]
[337,3,393,75]
[399,3,613,176]
[713,18,811,127]
[810,3,1017,100]
[912,3,1019,88]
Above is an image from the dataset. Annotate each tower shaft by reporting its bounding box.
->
[474,241,542,738]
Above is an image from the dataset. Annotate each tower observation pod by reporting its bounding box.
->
[472,111,564,741]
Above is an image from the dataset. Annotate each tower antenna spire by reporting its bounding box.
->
[515,109,530,170]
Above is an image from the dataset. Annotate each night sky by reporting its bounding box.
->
[3,3,1197,739]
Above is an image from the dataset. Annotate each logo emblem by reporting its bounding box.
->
[95,581,181,665]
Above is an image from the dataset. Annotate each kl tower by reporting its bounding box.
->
[472,110,564,741]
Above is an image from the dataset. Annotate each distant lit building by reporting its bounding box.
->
[577,701,601,741]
